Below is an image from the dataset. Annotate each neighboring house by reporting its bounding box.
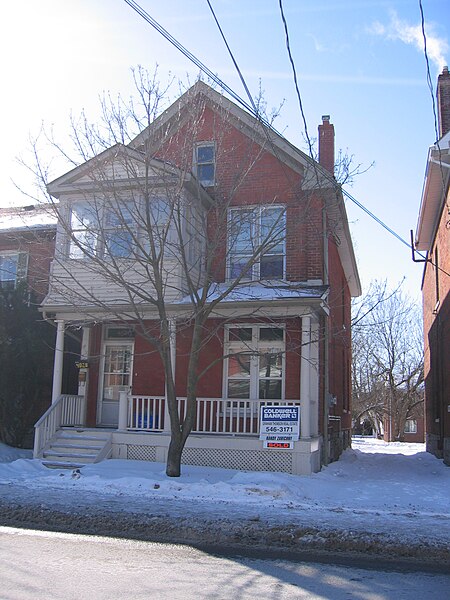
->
[415,66,450,465]
[0,204,58,444]
[382,408,424,444]
[35,82,361,474]
[0,204,56,301]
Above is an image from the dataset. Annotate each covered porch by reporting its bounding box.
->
[34,392,321,475]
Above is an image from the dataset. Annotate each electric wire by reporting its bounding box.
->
[278,0,315,161]
[419,0,449,214]
[122,0,448,276]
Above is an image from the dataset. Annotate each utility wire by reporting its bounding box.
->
[278,0,315,161]
[419,0,449,214]
[206,0,259,116]
[419,0,440,144]
[123,0,448,275]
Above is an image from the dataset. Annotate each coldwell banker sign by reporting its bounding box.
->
[260,406,300,449]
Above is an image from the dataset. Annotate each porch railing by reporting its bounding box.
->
[126,395,166,432]
[126,395,300,436]
[34,394,86,458]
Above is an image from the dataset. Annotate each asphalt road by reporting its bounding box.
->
[1,526,449,600]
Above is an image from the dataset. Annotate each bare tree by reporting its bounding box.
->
[351,281,424,440]
[20,69,314,476]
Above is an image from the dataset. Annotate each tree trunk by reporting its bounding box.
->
[166,433,184,477]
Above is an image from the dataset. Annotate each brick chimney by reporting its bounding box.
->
[318,115,335,174]
[437,65,450,138]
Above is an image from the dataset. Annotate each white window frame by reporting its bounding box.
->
[194,142,216,187]
[103,202,137,259]
[227,205,286,281]
[404,419,418,434]
[0,252,28,289]
[68,199,141,260]
[223,324,285,401]
[68,201,100,259]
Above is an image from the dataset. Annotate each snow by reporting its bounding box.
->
[0,205,56,232]
[1,437,449,551]
[178,281,328,304]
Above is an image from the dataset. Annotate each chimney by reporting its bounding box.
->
[318,115,335,174]
[437,65,450,138]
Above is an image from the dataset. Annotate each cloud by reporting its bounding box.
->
[369,10,448,71]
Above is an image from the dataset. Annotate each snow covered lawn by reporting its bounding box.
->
[1,437,449,556]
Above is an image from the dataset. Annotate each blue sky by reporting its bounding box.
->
[1,0,449,298]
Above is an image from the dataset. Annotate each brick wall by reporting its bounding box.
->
[422,185,450,463]
[0,229,55,302]
[156,103,326,284]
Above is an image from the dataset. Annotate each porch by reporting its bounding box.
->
[34,394,322,475]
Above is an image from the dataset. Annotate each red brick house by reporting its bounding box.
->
[0,204,56,301]
[34,82,361,474]
[0,204,59,444]
[415,66,450,464]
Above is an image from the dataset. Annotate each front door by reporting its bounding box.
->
[98,342,133,427]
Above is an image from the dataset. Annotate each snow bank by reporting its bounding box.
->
[0,437,448,550]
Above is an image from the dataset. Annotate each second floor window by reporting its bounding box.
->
[0,252,28,289]
[69,202,99,259]
[104,204,135,258]
[195,143,215,186]
[228,206,286,280]
[69,201,138,260]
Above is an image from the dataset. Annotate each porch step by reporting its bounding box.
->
[40,428,113,469]
[43,450,98,461]
[41,461,87,470]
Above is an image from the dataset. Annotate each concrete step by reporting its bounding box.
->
[43,450,97,461]
[50,443,105,452]
[57,433,110,443]
[41,428,112,469]
[41,461,85,470]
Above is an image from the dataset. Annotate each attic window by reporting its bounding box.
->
[195,143,215,186]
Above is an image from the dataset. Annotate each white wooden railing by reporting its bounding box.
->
[125,395,300,436]
[125,395,166,431]
[34,394,86,458]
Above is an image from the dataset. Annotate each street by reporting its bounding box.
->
[1,526,448,599]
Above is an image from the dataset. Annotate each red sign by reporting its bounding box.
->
[265,442,291,449]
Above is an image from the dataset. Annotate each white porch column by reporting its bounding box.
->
[51,319,65,404]
[309,320,320,436]
[118,390,128,430]
[77,326,91,396]
[163,318,177,433]
[300,315,311,439]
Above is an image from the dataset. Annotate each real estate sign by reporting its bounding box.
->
[260,406,300,448]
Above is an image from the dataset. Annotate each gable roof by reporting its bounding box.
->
[46,142,212,206]
[46,81,361,296]
[130,80,335,186]
[130,81,361,296]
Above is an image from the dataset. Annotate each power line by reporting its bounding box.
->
[206,0,258,117]
[122,0,447,275]
[278,0,315,161]
[419,0,449,213]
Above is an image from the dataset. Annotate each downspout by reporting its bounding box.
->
[323,207,330,466]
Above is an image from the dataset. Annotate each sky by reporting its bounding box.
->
[1,0,449,299]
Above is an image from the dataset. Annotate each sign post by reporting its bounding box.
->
[259,406,300,449]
